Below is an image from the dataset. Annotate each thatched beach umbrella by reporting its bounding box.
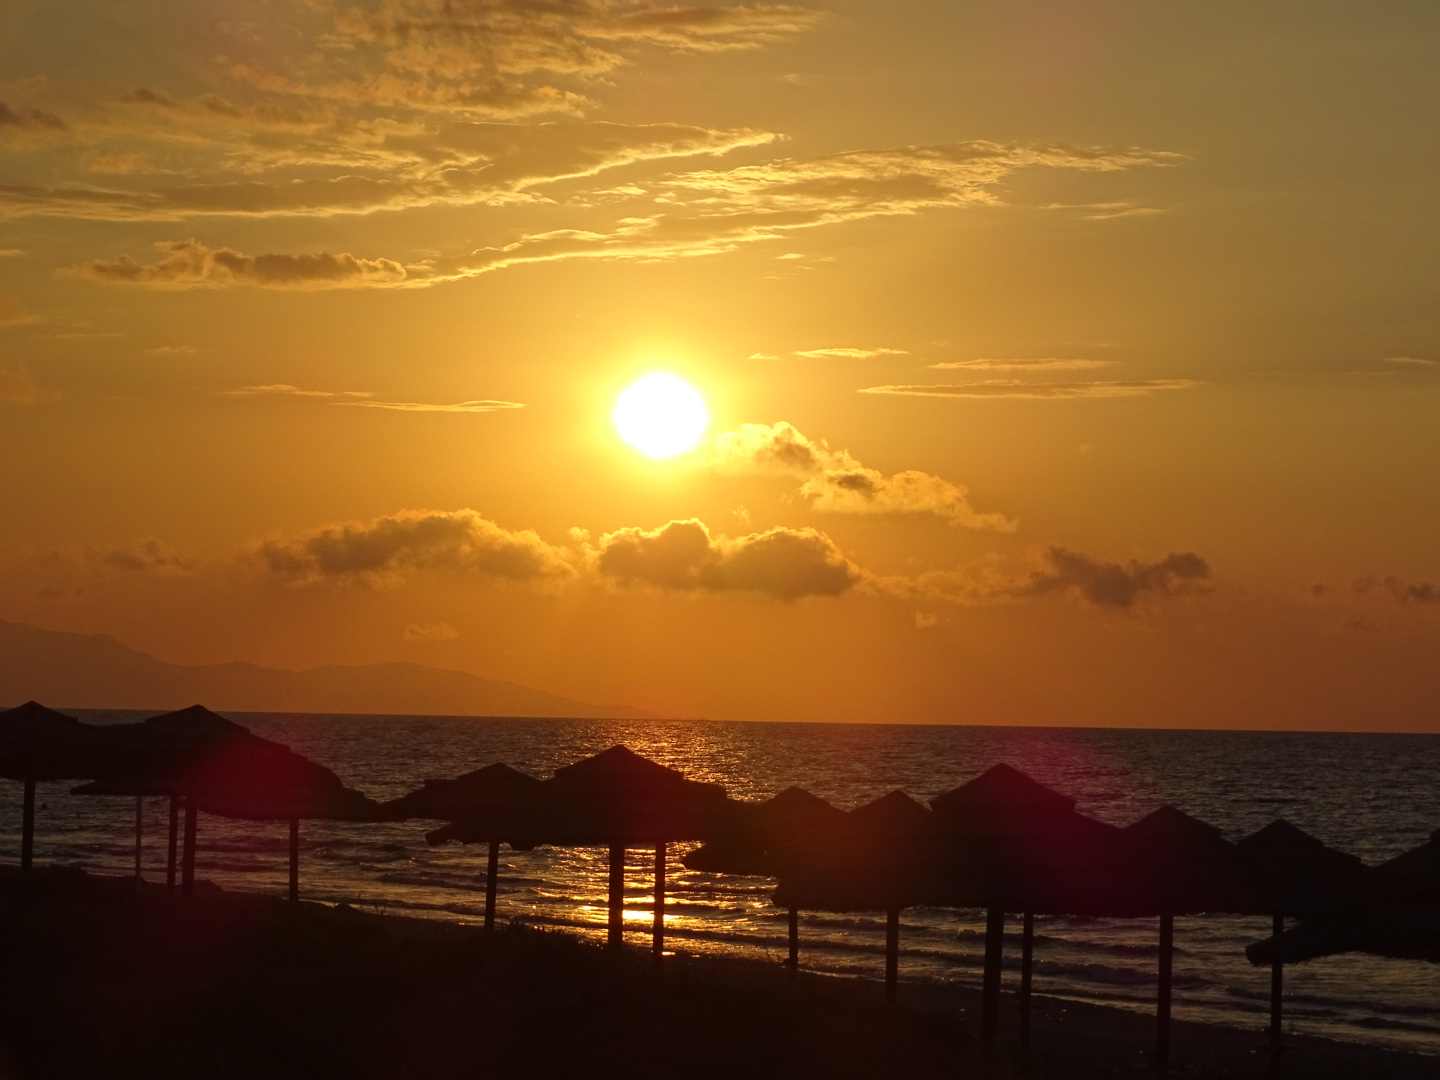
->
[391,763,543,930]
[436,746,731,958]
[0,701,112,871]
[73,705,377,900]
[928,763,1136,1044]
[773,790,938,1004]
[1237,819,1366,1055]
[1248,827,1439,966]
[683,786,849,967]
[1122,806,1256,1072]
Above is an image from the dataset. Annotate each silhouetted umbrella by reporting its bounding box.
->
[1237,819,1367,1056]
[928,763,1137,1043]
[773,790,938,1004]
[1248,828,1439,967]
[0,701,112,871]
[73,705,377,900]
[434,746,731,958]
[390,763,542,930]
[684,786,849,967]
[1122,806,1256,1072]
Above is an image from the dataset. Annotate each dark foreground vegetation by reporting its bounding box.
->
[0,868,1431,1080]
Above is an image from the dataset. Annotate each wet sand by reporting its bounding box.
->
[0,867,1430,1080]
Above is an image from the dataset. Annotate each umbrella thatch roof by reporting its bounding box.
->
[1236,819,1366,917]
[435,746,731,848]
[683,786,848,876]
[926,764,1136,916]
[772,790,938,913]
[0,701,112,781]
[381,763,541,824]
[72,705,378,821]
[1247,829,1440,966]
[1122,805,1258,915]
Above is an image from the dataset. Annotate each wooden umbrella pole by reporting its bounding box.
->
[288,818,300,903]
[1269,913,1285,1062]
[166,795,179,892]
[484,840,500,932]
[980,906,1005,1042]
[652,841,666,963]
[181,796,198,895]
[20,777,36,872]
[1019,911,1035,1044]
[1155,912,1174,1072]
[786,907,799,967]
[133,796,144,879]
[884,907,900,1005]
[607,843,625,947]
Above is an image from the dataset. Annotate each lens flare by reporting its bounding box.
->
[612,374,708,458]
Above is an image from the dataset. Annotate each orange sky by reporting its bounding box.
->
[1,0,1438,730]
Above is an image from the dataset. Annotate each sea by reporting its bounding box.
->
[6,714,1439,1056]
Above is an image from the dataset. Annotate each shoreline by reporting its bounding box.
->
[0,866,1433,1079]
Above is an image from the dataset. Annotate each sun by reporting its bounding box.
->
[612,373,709,458]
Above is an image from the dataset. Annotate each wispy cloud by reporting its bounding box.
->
[708,421,1015,531]
[795,347,908,359]
[68,240,409,289]
[340,398,524,413]
[859,379,1199,399]
[0,362,38,404]
[223,385,374,399]
[929,358,1115,372]
[1383,356,1435,367]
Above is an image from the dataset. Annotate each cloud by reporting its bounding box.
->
[1354,576,1440,606]
[593,518,862,601]
[424,140,1177,281]
[1015,546,1210,609]
[1383,356,1435,367]
[223,384,375,398]
[0,362,38,404]
[5,122,775,221]
[708,421,1015,530]
[404,621,460,642]
[88,539,198,577]
[145,345,200,356]
[930,358,1115,372]
[795,347,908,359]
[0,297,40,327]
[255,508,574,588]
[67,239,409,289]
[858,379,1199,399]
[340,398,524,413]
[0,101,66,142]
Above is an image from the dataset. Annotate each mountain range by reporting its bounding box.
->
[0,620,654,719]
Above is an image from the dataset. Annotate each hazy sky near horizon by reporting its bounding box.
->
[1,0,1438,730]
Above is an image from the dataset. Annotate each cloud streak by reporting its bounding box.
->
[859,379,1199,399]
[929,358,1115,372]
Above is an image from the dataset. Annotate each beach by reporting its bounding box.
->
[0,866,1431,1080]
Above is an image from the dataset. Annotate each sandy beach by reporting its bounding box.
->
[0,867,1430,1080]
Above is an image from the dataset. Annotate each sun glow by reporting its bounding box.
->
[612,373,709,458]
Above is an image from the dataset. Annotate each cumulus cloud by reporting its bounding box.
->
[795,347,908,359]
[255,509,573,588]
[89,540,198,576]
[930,358,1115,372]
[1354,576,1440,605]
[67,239,408,288]
[0,362,38,404]
[1016,547,1210,609]
[708,421,1015,530]
[858,380,1199,399]
[593,518,862,600]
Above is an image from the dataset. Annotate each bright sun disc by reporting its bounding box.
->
[613,373,708,458]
